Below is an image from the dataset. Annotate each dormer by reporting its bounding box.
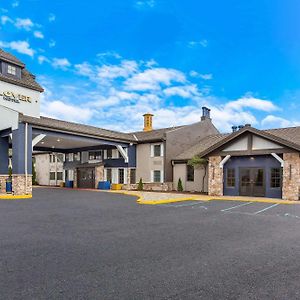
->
[1,61,22,79]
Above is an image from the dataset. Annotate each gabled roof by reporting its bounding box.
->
[131,126,184,142]
[20,115,136,143]
[174,133,229,161]
[0,49,44,92]
[202,126,300,158]
[173,125,300,161]
[0,49,25,67]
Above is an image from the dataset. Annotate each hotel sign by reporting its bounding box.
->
[0,91,31,103]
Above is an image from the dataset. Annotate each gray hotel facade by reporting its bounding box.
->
[1,49,300,200]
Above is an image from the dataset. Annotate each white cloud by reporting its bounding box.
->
[41,100,94,123]
[12,1,19,7]
[38,55,50,64]
[33,31,44,39]
[1,15,13,25]
[39,55,286,133]
[52,58,71,69]
[49,39,56,47]
[261,115,300,129]
[188,39,208,48]
[190,71,213,80]
[164,85,201,98]
[124,68,186,91]
[226,96,278,112]
[48,13,56,22]
[0,40,35,56]
[15,18,34,31]
[135,0,156,8]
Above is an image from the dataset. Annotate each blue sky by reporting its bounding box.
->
[1,0,300,132]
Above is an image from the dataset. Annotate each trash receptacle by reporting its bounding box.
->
[6,179,12,194]
[98,181,111,190]
[65,180,74,188]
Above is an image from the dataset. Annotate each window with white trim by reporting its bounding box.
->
[153,170,161,183]
[154,144,161,157]
[7,65,16,75]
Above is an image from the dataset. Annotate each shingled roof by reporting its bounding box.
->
[174,134,229,161]
[0,49,44,92]
[132,126,184,142]
[20,115,136,143]
[173,125,300,161]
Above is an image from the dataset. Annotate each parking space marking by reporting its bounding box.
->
[253,203,279,215]
[221,202,253,212]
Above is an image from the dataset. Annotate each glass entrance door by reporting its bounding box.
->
[239,168,265,197]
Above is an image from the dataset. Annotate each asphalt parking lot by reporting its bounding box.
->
[1,188,300,299]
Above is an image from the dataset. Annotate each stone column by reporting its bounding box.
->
[208,156,223,196]
[73,169,78,188]
[282,153,300,201]
[11,123,33,195]
[0,175,7,194]
[12,175,32,195]
[95,165,104,188]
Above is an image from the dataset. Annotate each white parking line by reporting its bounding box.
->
[253,203,279,215]
[221,202,253,212]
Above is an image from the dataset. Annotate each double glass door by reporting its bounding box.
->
[239,168,265,197]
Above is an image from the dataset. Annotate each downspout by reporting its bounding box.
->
[25,123,28,194]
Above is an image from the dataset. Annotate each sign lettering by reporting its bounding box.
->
[0,91,31,103]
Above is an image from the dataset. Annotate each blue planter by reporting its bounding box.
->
[98,181,111,190]
[65,180,74,188]
[6,181,12,194]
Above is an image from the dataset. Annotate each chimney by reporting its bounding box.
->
[232,126,238,133]
[143,113,154,131]
[201,106,211,121]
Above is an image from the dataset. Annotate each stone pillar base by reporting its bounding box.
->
[12,174,32,195]
[0,175,7,194]
[208,156,223,196]
[95,165,104,188]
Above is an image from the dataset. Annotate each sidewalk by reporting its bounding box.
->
[111,190,300,205]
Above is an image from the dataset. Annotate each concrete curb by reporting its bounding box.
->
[0,194,32,200]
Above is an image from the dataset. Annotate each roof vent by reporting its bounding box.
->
[201,107,211,121]
[238,125,244,130]
[245,124,251,127]
[232,126,238,132]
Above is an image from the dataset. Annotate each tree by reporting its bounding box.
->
[137,178,143,191]
[188,156,208,193]
[177,178,183,192]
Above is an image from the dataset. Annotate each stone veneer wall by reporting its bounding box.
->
[0,175,7,194]
[95,165,104,188]
[283,153,300,201]
[208,156,223,196]
[122,182,173,192]
[12,175,32,195]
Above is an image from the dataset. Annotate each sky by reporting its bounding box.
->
[1,0,300,132]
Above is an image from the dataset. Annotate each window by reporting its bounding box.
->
[187,165,194,182]
[57,172,63,181]
[89,151,102,160]
[153,170,161,183]
[154,144,161,157]
[226,168,235,187]
[74,152,81,162]
[107,149,113,159]
[271,168,281,188]
[56,154,64,162]
[49,154,55,163]
[119,169,124,184]
[130,169,136,184]
[7,65,16,75]
[66,153,73,162]
[106,169,112,183]
[49,172,55,180]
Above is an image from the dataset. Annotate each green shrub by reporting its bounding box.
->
[137,178,143,191]
[177,178,183,192]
